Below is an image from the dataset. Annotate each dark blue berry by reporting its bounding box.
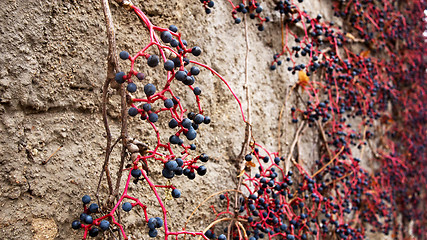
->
[80,213,88,221]
[165,160,178,171]
[187,171,196,180]
[143,103,151,112]
[148,218,157,229]
[84,215,93,224]
[188,112,196,119]
[169,119,178,128]
[148,228,158,238]
[176,158,184,167]
[160,31,173,43]
[218,234,226,240]
[175,71,187,81]
[127,82,137,93]
[147,55,159,67]
[193,87,202,95]
[99,220,110,231]
[148,112,158,122]
[115,72,126,84]
[183,76,195,85]
[172,188,181,198]
[182,118,192,129]
[186,128,197,140]
[119,51,129,60]
[183,168,190,176]
[144,83,156,97]
[203,116,211,124]
[168,25,178,33]
[164,60,175,71]
[190,144,196,150]
[155,217,163,228]
[131,168,142,178]
[82,195,91,204]
[190,66,200,75]
[89,203,99,213]
[245,154,252,161]
[89,227,99,237]
[72,220,81,230]
[208,1,214,7]
[200,154,209,162]
[172,57,181,68]
[192,46,202,56]
[169,135,180,144]
[128,107,139,117]
[162,168,175,179]
[194,114,204,124]
[164,99,174,108]
[122,202,132,212]
[235,18,241,24]
[170,39,179,47]
[174,167,183,175]
[196,165,207,176]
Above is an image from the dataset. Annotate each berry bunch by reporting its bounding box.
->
[187,0,426,239]
[201,0,270,30]
[71,2,243,239]
[71,195,111,238]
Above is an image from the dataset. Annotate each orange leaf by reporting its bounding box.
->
[360,50,370,58]
[297,71,310,90]
[246,161,256,168]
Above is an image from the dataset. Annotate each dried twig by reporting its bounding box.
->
[286,122,306,168]
[97,0,119,201]
[316,120,332,159]
[237,15,251,161]
[311,146,345,178]
[41,145,63,165]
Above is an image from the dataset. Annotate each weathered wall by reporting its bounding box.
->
[0,0,356,239]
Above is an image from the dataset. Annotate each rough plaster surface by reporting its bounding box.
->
[0,0,378,239]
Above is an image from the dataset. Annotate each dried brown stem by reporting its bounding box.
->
[286,122,306,167]
[41,145,63,165]
[98,0,120,201]
[311,146,345,178]
[112,83,128,198]
[316,120,332,159]
[238,15,251,161]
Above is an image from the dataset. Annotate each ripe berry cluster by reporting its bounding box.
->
[201,0,270,30]
[189,0,426,239]
[71,2,237,239]
[71,195,111,238]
